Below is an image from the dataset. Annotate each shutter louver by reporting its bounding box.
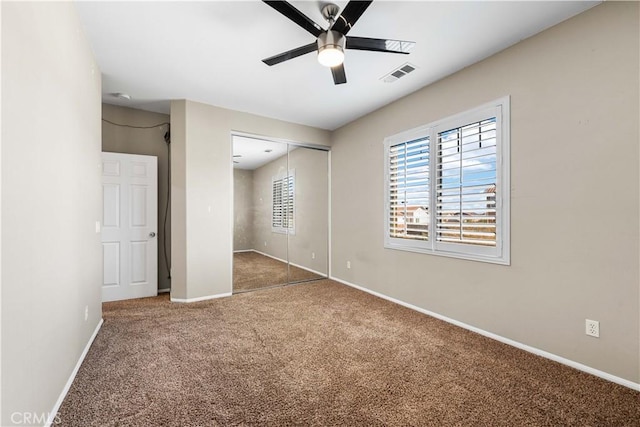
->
[388,137,430,241]
[436,118,497,247]
[284,175,294,230]
[272,179,284,229]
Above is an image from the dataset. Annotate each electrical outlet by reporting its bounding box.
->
[347,261,351,269]
[585,319,599,338]
[311,252,316,259]
[84,306,89,321]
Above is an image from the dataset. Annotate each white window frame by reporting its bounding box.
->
[383,96,510,265]
[272,169,296,235]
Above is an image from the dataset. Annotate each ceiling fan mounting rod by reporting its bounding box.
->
[321,3,340,24]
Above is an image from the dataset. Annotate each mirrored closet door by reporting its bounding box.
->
[232,134,328,293]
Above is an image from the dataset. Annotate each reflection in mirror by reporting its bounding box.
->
[232,134,328,293]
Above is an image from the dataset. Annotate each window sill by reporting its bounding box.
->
[383,242,510,266]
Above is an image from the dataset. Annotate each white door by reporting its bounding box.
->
[101,152,158,302]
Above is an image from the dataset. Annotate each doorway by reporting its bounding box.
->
[101,152,159,301]
[232,134,329,293]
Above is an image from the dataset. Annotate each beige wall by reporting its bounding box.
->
[169,101,187,298]
[1,2,103,424]
[287,147,329,274]
[170,100,331,300]
[330,2,639,383]
[102,104,171,291]
[233,169,254,251]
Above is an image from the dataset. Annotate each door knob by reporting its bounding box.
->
[149,232,156,238]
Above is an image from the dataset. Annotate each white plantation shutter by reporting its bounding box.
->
[272,171,295,234]
[388,136,430,242]
[384,97,509,264]
[436,118,497,248]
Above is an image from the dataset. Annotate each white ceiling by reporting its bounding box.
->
[232,135,289,170]
[75,1,599,131]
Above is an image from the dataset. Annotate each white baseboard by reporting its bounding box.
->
[233,249,253,253]
[330,276,640,392]
[251,249,288,264]
[46,318,104,427]
[248,249,326,277]
[158,288,171,294]
[170,292,232,303]
[289,261,326,278]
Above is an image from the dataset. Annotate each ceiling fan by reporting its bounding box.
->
[262,1,416,85]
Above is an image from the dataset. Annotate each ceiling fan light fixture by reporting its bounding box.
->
[317,31,345,67]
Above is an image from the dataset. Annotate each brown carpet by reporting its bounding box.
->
[57,280,639,426]
[233,251,323,292]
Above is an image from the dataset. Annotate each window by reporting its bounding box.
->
[384,97,510,264]
[272,171,295,234]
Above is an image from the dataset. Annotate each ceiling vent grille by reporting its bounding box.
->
[381,63,417,83]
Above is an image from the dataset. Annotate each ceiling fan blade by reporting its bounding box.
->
[263,1,323,38]
[331,64,347,85]
[346,36,415,54]
[262,42,317,66]
[331,1,373,35]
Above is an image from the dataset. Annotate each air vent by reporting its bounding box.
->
[381,62,417,83]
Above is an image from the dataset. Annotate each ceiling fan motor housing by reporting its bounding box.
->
[317,30,346,54]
